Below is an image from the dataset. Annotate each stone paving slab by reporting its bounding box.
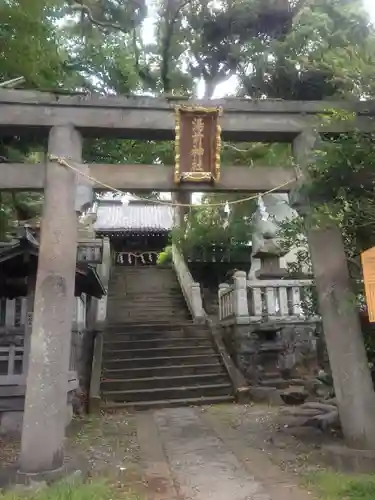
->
[137,412,179,500]
[153,407,271,500]
[201,408,316,500]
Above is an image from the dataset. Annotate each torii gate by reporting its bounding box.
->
[1,89,375,475]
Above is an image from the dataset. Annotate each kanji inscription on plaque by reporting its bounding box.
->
[174,105,222,183]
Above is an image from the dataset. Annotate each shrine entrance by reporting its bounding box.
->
[0,88,373,475]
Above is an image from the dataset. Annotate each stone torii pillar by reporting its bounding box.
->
[19,125,91,475]
[293,131,375,450]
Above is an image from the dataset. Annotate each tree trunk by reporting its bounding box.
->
[308,225,375,449]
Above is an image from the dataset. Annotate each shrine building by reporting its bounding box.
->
[92,196,175,266]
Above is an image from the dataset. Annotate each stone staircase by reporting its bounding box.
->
[107,266,191,324]
[100,266,235,409]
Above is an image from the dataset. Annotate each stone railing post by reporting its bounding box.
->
[233,271,249,320]
[95,237,111,330]
[89,330,104,413]
[191,282,205,323]
[89,237,110,413]
[218,283,230,321]
[171,244,206,323]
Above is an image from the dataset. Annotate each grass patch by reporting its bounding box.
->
[307,471,375,499]
[0,480,142,500]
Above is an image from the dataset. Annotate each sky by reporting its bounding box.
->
[364,0,375,21]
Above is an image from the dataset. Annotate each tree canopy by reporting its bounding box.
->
[1,0,375,252]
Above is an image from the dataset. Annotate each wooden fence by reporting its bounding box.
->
[0,297,86,385]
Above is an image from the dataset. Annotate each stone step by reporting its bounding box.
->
[101,373,229,391]
[109,282,181,289]
[103,354,221,369]
[108,291,183,296]
[108,319,192,325]
[110,297,183,302]
[102,383,232,403]
[109,286,181,290]
[108,288,183,293]
[109,287,181,292]
[108,312,190,319]
[109,304,188,310]
[104,338,213,350]
[108,305,188,312]
[103,346,216,359]
[108,305,189,311]
[104,330,209,341]
[105,322,195,330]
[104,331,208,342]
[102,363,225,379]
[108,315,191,324]
[108,310,190,316]
[102,395,234,411]
[110,299,184,304]
[108,299,187,305]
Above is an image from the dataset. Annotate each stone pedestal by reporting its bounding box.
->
[253,255,288,280]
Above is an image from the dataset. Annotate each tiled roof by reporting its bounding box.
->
[0,227,105,298]
[94,200,175,232]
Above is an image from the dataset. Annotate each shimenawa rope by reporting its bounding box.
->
[48,155,298,209]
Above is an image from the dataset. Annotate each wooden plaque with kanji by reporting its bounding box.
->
[361,246,375,322]
[174,105,222,183]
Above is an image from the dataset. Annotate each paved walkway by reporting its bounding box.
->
[136,407,314,500]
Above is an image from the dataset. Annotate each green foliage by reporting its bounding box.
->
[0,0,64,87]
[83,139,174,165]
[0,192,43,240]
[157,245,172,265]
[0,480,134,500]
[307,130,375,257]
[239,0,375,99]
[178,204,253,252]
[307,471,375,500]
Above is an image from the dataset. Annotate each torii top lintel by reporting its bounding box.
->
[0,89,374,142]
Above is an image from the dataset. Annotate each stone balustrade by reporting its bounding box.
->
[218,273,320,384]
[219,273,318,325]
[247,279,317,323]
[218,284,234,321]
[171,244,205,323]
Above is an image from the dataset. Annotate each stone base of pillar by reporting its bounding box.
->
[233,325,260,382]
[88,396,101,414]
[16,461,87,487]
[16,466,66,486]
